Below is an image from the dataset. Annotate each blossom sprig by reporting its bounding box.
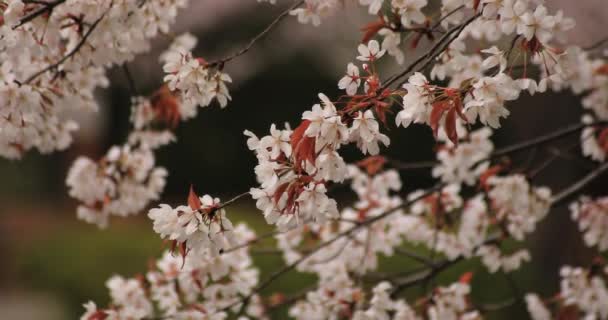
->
[81,223,260,320]
[148,186,237,259]
[396,72,475,145]
[525,263,608,320]
[66,34,204,228]
[66,144,167,228]
[162,45,232,109]
[570,196,608,251]
[0,0,189,158]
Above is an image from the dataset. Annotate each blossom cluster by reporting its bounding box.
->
[81,224,260,320]
[292,275,481,320]
[66,32,220,227]
[66,144,167,228]
[4,0,605,319]
[162,35,232,108]
[570,196,608,251]
[0,0,189,159]
[148,190,236,257]
[526,265,608,320]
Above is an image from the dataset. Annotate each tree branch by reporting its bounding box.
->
[20,3,111,84]
[207,0,304,67]
[12,0,66,30]
[550,162,608,205]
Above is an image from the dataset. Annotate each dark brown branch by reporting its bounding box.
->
[382,12,482,89]
[21,4,111,84]
[584,36,608,51]
[12,0,66,29]
[218,191,250,209]
[207,0,304,67]
[394,247,435,266]
[216,183,445,315]
[122,64,139,96]
[550,162,608,205]
[411,12,482,81]
[389,121,608,171]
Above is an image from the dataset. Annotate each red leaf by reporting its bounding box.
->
[291,120,317,171]
[273,182,289,204]
[444,108,458,145]
[595,64,608,75]
[361,18,386,44]
[410,32,423,49]
[291,120,311,150]
[556,305,579,320]
[151,85,181,128]
[430,101,449,138]
[179,242,188,268]
[479,164,504,190]
[88,311,109,320]
[459,271,474,284]
[188,185,202,211]
[356,156,387,175]
[598,127,608,153]
[473,0,481,11]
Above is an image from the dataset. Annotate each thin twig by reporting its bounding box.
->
[394,247,435,266]
[21,3,112,84]
[382,12,482,89]
[412,12,482,81]
[216,183,445,315]
[584,36,608,51]
[207,0,304,67]
[388,121,607,171]
[550,162,608,205]
[122,64,139,96]
[218,191,250,209]
[12,0,66,29]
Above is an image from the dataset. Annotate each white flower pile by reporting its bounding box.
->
[81,224,260,320]
[432,127,494,185]
[487,174,552,240]
[149,193,236,257]
[2,0,605,319]
[66,144,167,228]
[526,265,608,319]
[0,0,189,159]
[570,196,608,251]
[66,33,215,227]
[162,44,232,108]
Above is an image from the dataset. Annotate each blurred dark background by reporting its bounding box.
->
[0,1,606,318]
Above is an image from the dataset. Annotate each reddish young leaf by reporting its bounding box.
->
[597,127,608,153]
[151,85,181,128]
[556,305,579,320]
[291,120,311,150]
[595,64,608,75]
[188,185,202,211]
[444,108,459,145]
[410,32,424,49]
[179,241,188,267]
[361,18,386,44]
[473,0,481,11]
[291,120,318,171]
[356,155,387,175]
[430,101,449,138]
[88,310,109,320]
[479,164,505,191]
[459,271,474,284]
[273,182,289,204]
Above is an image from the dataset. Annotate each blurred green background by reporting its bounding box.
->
[1,1,607,319]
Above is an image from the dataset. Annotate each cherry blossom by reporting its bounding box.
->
[3,0,608,319]
[570,196,608,251]
[338,62,362,96]
[357,40,386,62]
